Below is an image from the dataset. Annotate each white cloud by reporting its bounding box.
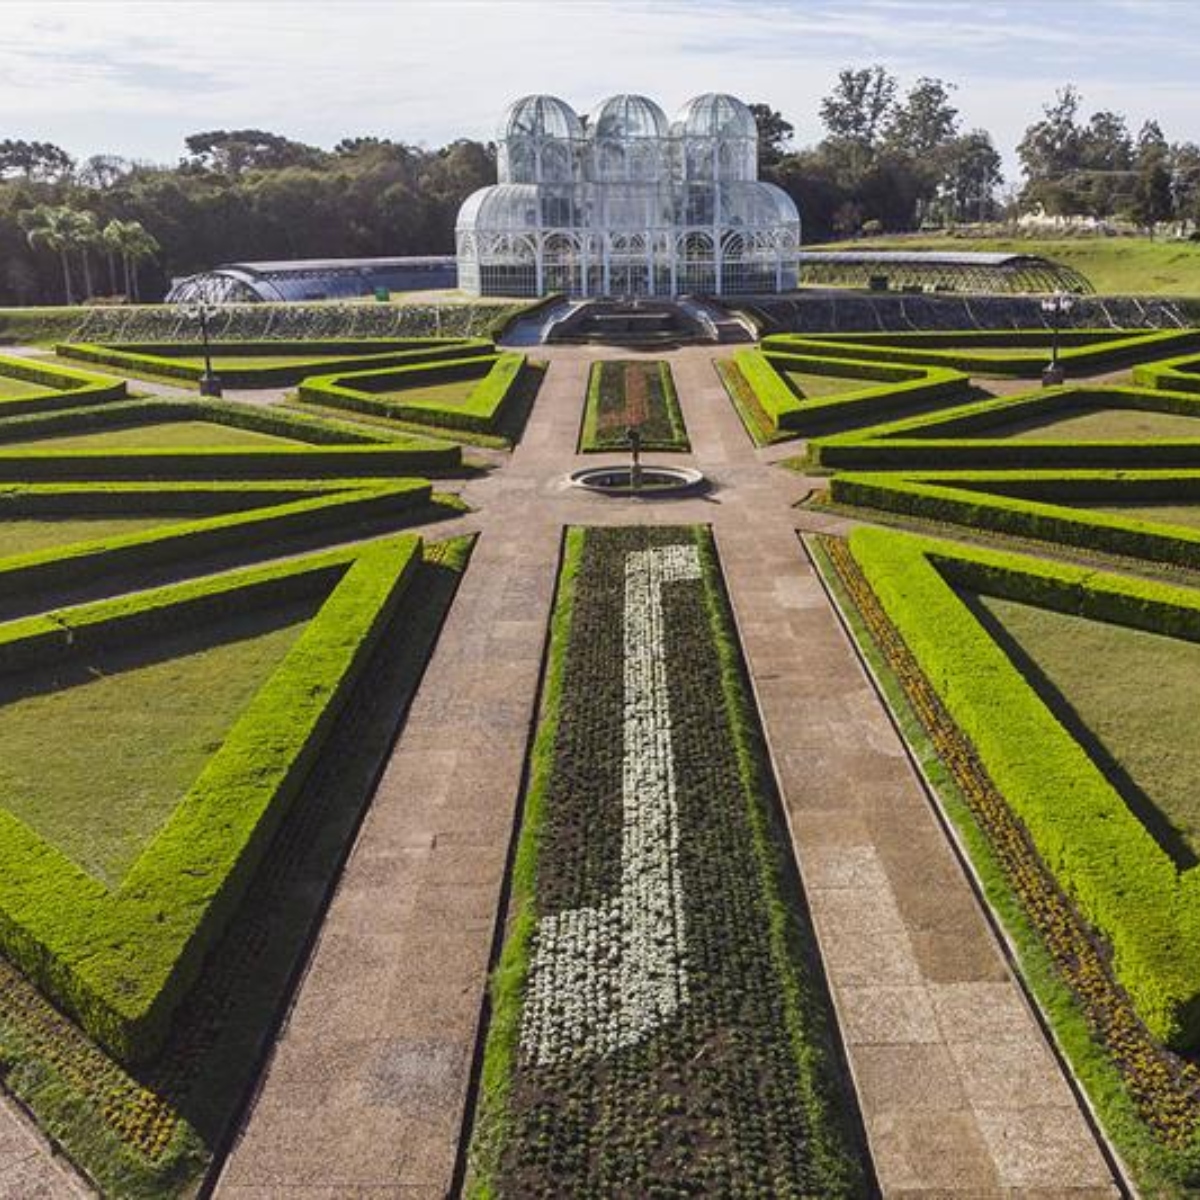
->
[0,0,1197,176]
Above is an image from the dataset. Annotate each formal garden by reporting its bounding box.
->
[4,295,1200,1197]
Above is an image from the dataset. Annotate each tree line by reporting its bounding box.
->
[1,70,1196,305]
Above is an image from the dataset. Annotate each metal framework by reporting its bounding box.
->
[457,93,801,298]
[796,250,1094,295]
[166,256,458,304]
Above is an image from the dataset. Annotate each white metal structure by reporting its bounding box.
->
[457,93,800,298]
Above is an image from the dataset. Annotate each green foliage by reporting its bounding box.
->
[732,346,969,435]
[828,469,1200,570]
[579,359,688,451]
[298,350,532,435]
[808,384,1200,470]
[0,535,422,1063]
[845,525,1200,1049]
[762,328,1200,376]
[0,352,126,416]
[57,336,490,388]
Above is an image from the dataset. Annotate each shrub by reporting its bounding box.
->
[0,534,423,1063]
[0,353,127,417]
[846,525,1200,1048]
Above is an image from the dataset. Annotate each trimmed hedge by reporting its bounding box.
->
[0,534,422,1063]
[56,337,492,388]
[1134,352,1200,395]
[0,395,417,448]
[846,525,1200,1049]
[763,328,1200,376]
[0,480,432,604]
[297,350,531,434]
[0,441,459,481]
[829,469,1200,570]
[808,384,1200,470]
[0,353,127,418]
[732,347,969,435]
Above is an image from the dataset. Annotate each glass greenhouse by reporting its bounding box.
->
[457,93,801,298]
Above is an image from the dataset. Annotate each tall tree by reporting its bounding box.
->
[748,103,794,169]
[819,65,898,154]
[885,77,959,158]
[19,205,91,302]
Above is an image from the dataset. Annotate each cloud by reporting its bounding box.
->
[0,0,1197,176]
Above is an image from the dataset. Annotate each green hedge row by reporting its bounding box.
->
[829,469,1200,570]
[0,353,127,418]
[0,395,412,448]
[0,440,459,481]
[808,384,1200,470]
[55,337,492,388]
[847,525,1200,1049]
[0,480,431,604]
[297,351,529,434]
[732,347,969,435]
[1134,352,1200,394]
[763,329,1200,376]
[0,534,423,1062]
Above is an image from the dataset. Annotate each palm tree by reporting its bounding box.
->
[20,205,90,304]
[103,219,159,301]
[74,211,100,300]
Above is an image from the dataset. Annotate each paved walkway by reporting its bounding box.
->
[0,1093,93,1198]
[218,342,1118,1197]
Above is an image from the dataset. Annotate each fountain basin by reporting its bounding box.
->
[569,465,706,497]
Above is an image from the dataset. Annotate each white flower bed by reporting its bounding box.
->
[521,544,700,1066]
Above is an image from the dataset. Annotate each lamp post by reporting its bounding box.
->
[182,301,223,397]
[1040,292,1075,387]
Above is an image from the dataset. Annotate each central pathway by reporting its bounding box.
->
[217,345,1118,1197]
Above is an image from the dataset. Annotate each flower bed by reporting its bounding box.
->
[579,360,689,451]
[471,525,867,1196]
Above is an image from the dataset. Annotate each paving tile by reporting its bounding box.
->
[867,1110,1000,1192]
[837,985,942,1045]
[975,1107,1120,1191]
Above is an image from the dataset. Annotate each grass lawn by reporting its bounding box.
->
[971,592,1200,863]
[0,598,317,886]
[782,369,878,397]
[171,355,346,369]
[0,375,53,401]
[1072,501,1200,530]
[977,408,1200,441]
[807,234,1200,295]
[371,377,477,409]
[0,514,201,555]
[0,421,306,450]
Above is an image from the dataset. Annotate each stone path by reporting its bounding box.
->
[218,342,1119,1196]
[0,1093,93,1198]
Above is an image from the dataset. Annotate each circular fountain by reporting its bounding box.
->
[569,463,706,497]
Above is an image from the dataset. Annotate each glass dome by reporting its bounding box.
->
[498,94,583,144]
[458,91,800,298]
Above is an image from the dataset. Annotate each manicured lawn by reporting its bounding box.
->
[0,514,201,555]
[782,370,876,397]
[0,599,317,886]
[372,378,477,409]
[1,421,305,450]
[973,592,1200,860]
[0,375,53,401]
[171,355,342,369]
[984,408,1200,441]
[808,234,1200,295]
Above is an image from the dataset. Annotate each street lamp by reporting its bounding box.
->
[181,301,223,397]
[1040,292,1075,387]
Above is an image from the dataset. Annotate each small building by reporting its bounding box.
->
[456,93,801,298]
[166,256,458,304]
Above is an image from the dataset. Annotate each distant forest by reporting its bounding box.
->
[2,66,1196,305]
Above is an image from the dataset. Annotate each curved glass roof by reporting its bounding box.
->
[588,93,669,141]
[671,93,757,141]
[499,94,583,143]
[456,184,544,233]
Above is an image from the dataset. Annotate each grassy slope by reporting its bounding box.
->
[372,377,477,409]
[0,600,316,885]
[806,234,1200,295]
[0,376,52,400]
[0,422,304,450]
[781,370,875,398]
[1083,502,1200,530]
[972,592,1200,859]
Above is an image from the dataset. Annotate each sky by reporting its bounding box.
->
[2,0,1200,185]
